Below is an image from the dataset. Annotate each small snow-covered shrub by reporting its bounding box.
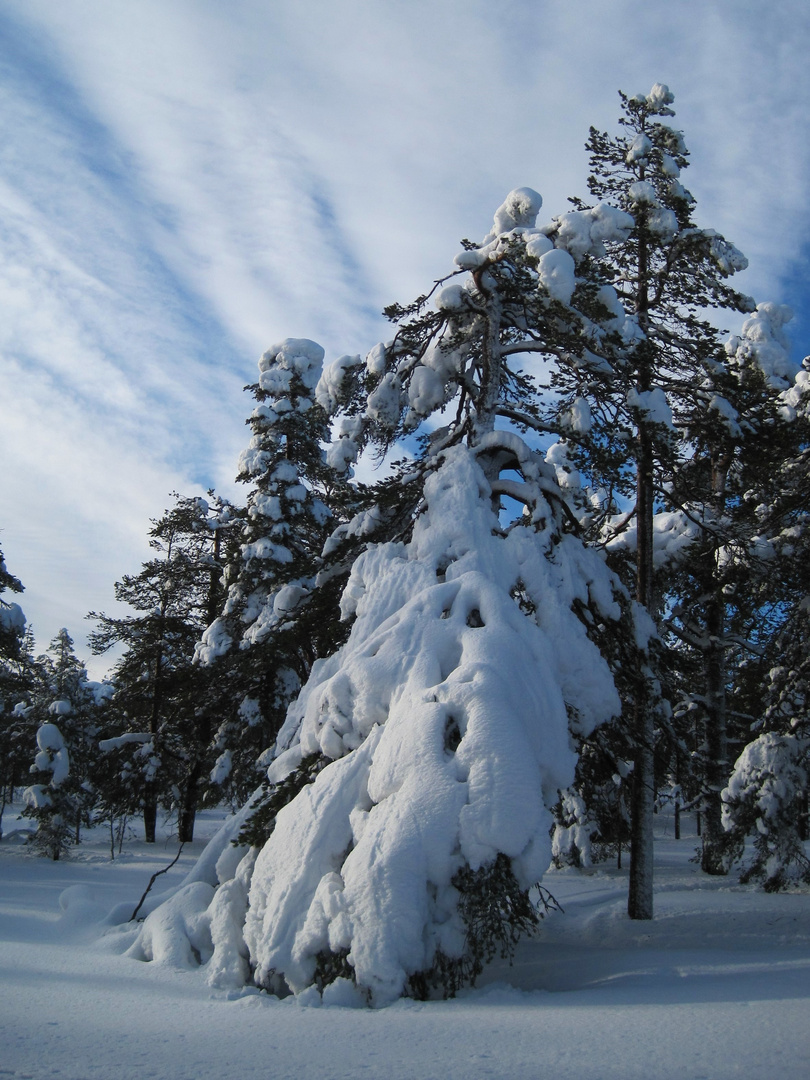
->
[551,788,596,869]
[722,732,810,890]
[23,722,74,860]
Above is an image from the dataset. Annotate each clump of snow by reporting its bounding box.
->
[486,187,543,241]
[705,232,747,276]
[453,248,489,270]
[559,397,592,435]
[536,248,576,305]
[406,365,446,418]
[605,509,699,570]
[0,601,25,634]
[625,133,652,164]
[628,181,657,206]
[726,303,795,389]
[626,387,675,431]
[646,82,675,111]
[33,723,70,786]
[707,393,742,438]
[316,354,363,414]
[543,204,634,261]
[259,339,324,395]
[366,372,403,429]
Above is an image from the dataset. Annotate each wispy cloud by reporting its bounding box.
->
[1,0,808,674]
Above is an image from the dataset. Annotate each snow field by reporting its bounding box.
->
[1,807,809,1080]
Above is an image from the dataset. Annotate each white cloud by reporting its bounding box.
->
[1,0,808,671]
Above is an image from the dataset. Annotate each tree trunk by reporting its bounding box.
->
[628,422,656,920]
[700,587,729,874]
[178,762,202,843]
[701,453,731,875]
[143,797,157,844]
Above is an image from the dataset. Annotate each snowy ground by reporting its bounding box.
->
[1,806,809,1080]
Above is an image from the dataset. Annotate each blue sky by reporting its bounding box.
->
[1,0,809,676]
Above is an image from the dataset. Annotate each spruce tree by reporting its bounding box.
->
[197,340,349,806]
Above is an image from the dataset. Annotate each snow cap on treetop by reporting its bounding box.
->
[646,83,675,111]
[486,187,543,240]
[632,83,675,114]
[259,338,325,394]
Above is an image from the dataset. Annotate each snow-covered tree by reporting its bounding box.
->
[90,494,232,841]
[22,720,73,860]
[543,85,785,906]
[129,185,634,1004]
[721,367,810,889]
[721,600,810,889]
[16,629,107,847]
[197,340,349,806]
[0,546,33,838]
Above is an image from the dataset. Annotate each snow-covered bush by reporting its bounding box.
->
[722,733,809,890]
[23,721,73,860]
[551,788,597,869]
[723,599,810,890]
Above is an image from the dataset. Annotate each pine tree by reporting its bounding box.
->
[544,84,769,911]
[22,720,73,860]
[722,600,810,889]
[90,494,230,841]
[720,359,810,887]
[131,186,632,1003]
[19,630,105,847]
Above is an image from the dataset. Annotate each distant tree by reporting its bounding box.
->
[0,546,33,838]
[90,494,231,842]
[22,720,73,860]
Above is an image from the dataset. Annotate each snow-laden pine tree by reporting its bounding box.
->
[127,186,636,1004]
[22,720,72,860]
[20,629,106,847]
[91,495,232,841]
[660,303,800,872]
[540,85,784,907]
[197,340,348,806]
[722,599,810,889]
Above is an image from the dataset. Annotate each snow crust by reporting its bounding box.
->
[626,386,675,430]
[0,601,25,634]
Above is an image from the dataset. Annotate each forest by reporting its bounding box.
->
[1,85,809,1007]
